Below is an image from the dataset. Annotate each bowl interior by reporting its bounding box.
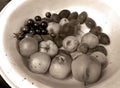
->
[3,0,120,88]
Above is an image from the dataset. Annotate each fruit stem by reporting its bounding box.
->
[58,56,65,64]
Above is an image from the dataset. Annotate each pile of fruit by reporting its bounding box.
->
[14,9,110,85]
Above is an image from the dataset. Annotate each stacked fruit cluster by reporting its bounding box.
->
[14,9,110,85]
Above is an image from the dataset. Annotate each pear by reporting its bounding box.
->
[72,54,101,84]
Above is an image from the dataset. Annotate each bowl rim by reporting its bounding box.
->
[0,0,120,88]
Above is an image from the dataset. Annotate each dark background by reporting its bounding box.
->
[0,0,11,88]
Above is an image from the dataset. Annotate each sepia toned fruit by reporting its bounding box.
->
[28,52,51,73]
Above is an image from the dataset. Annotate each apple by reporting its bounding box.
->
[47,22,61,35]
[59,18,69,26]
[19,37,38,57]
[28,52,51,74]
[91,51,108,69]
[62,36,79,52]
[49,51,72,79]
[39,40,58,57]
[72,54,101,84]
[81,32,99,48]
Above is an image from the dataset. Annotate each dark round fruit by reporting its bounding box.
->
[77,43,89,54]
[50,13,61,23]
[35,16,41,21]
[20,26,30,33]
[35,29,41,34]
[34,22,40,28]
[40,21,48,29]
[26,19,34,26]
[85,17,96,29]
[29,29,36,35]
[41,29,48,35]
[45,12,51,18]
[68,12,78,20]
[58,9,71,18]
[77,11,88,24]
[98,33,110,45]
[90,26,102,36]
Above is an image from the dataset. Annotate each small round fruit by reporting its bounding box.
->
[59,18,69,26]
[40,21,48,29]
[81,33,99,48]
[34,16,41,21]
[26,19,34,26]
[91,51,108,69]
[49,52,72,79]
[20,26,30,33]
[19,37,38,57]
[28,52,51,74]
[63,36,79,52]
[45,12,51,18]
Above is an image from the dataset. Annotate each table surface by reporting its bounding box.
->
[0,0,11,88]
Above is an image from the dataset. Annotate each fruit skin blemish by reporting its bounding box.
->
[14,9,110,85]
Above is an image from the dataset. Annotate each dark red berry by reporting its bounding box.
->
[20,26,30,33]
[35,29,41,34]
[45,12,51,18]
[34,22,39,28]
[41,29,48,35]
[40,21,48,29]
[26,19,34,26]
[29,29,35,35]
[35,16,41,21]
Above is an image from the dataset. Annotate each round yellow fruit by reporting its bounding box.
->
[28,52,51,74]
[81,33,99,48]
